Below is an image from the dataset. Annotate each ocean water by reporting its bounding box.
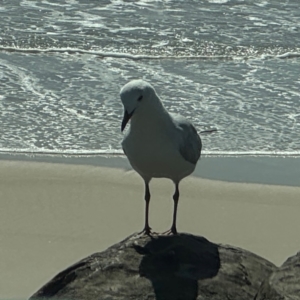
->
[0,0,300,156]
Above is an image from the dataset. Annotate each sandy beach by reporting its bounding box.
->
[1,158,300,299]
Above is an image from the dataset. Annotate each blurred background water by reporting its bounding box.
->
[0,0,299,156]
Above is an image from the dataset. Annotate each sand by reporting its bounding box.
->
[1,159,300,299]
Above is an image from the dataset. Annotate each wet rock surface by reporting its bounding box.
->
[255,251,300,300]
[30,233,277,300]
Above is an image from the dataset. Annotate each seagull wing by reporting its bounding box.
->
[172,115,202,165]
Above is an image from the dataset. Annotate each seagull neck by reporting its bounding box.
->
[131,103,171,129]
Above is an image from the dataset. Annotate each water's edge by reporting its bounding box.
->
[1,153,299,187]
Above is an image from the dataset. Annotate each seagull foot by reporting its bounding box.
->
[161,227,178,235]
[138,226,157,236]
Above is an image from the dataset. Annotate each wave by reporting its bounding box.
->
[1,46,300,61]
[1,148,300,157]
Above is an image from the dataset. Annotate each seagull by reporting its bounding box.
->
[120,79,202,235]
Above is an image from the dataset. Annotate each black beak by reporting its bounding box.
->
[121,110,134,132]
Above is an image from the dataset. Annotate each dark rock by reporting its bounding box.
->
[30,233,276,300]
[254,251,300,300]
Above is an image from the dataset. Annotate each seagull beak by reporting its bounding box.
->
[121,109,134,132]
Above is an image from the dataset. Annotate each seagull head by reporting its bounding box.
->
[120,79,161,131]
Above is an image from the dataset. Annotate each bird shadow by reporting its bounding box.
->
[133,233,220,300]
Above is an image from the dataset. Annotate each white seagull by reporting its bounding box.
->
[120,79,202,235]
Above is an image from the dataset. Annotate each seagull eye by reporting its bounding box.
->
[137,95,143,102]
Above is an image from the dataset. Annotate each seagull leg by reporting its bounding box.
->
[162,182,179,235]
[139,181,153,235]
[171,183,179,234]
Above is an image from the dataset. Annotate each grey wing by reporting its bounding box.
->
[174,116,202,165]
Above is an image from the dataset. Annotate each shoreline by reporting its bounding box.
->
[0,152,299,187]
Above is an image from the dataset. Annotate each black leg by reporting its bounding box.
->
[170,182,179,234]
[162,182,179,235]
[140,181,152,235]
